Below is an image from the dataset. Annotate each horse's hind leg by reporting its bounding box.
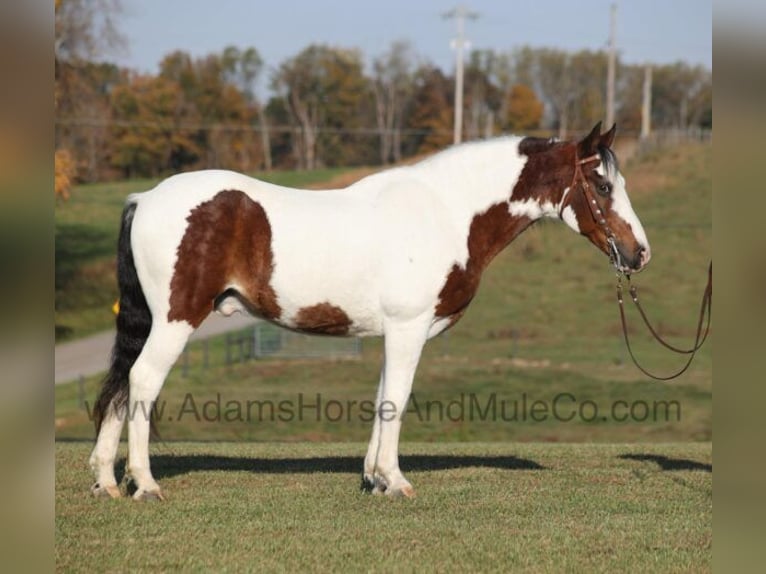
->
[90,403,126,498]
[126,320,192,500]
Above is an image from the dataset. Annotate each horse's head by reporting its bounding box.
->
[559,123,651,274]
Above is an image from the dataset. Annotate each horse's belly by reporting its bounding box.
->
[268,262,383,337]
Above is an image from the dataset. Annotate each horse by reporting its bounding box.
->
[89,122,650,500]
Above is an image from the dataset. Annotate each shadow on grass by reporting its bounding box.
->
[618,453,712,472]
[117,453,545,481]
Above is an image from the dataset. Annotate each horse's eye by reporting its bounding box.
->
[598,182,612,195]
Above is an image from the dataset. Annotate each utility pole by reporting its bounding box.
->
[640,64,652,139]
[444,5,478,145]
[606,3,617,128]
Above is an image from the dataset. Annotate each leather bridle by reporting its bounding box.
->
[560,152,624,271]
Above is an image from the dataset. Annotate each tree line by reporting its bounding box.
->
[55,2,711,184]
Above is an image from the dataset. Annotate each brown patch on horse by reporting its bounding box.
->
[512,137,573,203]
[168,189,281,327]
[435,203,532,318]
[293,302,352,336]
[436,139,577,320]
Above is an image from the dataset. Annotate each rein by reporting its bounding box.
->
[615,263,712,380]
[565,151,712,381]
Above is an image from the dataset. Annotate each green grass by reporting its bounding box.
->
[55,441,712,572]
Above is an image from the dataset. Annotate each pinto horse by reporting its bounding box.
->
[90,122,650,500]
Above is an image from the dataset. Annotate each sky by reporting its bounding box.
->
[111,0,711,91]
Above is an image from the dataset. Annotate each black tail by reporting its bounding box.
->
[93,201,153,435]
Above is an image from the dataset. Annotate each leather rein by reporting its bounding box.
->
[564,152,713,381]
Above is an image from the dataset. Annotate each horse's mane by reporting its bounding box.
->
[517,136,562,156]
[518,135,619,174]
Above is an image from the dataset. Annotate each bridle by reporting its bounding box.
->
[559,152,624,272]
[561,150,713,381]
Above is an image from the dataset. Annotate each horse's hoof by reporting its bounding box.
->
[370,476,388,495]
[91,483,121,499]
[360,475,375,493]
[133,489,165,502]
[386,484,416,498]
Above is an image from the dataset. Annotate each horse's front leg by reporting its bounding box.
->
[365,318,428,497]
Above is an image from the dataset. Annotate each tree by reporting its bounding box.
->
[651,63,711,129]
[406,65,453,155]
[535,48,608,137]
[55,0,125,65]
[372,40,416,164]
[273,45,368,169]
[536,48,573,138]
[222,46,272,169]
[109,74,201,178]
[567,50,608,131]
[55,0,125,185]
[158,48,262,172]
[504,84,543,131]
[55,149,76,201]
[464,50,503,140]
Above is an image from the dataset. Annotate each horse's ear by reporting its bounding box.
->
[577,122,602,156]
[600,123,617,148]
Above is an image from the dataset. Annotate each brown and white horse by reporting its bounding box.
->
[90,122,650,500]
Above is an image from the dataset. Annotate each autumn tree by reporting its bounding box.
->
[55,0,125,186]
[405,65,453,155]
[504,84,544,131]
[109,74,200,178]
[157,48,262,173]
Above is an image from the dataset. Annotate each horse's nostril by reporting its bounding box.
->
[638,246,651,267]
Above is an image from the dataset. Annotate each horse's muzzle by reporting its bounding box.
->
[626,245,651,274]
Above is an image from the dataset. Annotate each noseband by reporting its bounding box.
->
[559,152,624,271]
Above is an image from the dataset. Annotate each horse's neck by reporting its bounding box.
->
[413,138,552,249]
[417,139,525,212]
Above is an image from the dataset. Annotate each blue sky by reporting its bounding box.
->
[112,0,711,87]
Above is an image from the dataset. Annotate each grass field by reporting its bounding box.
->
[55,441,712,572]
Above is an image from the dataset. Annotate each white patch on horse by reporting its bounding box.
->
[428,316,453,339]
[561,205,580,232]
[508,198,558,220]
[608,172,651,256]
